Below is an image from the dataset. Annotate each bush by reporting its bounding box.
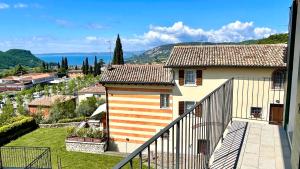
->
[66,126,76,137]
[76,96,98,117]
[57,117,86,123]
[48,99,76,123]
[0,116,38,146]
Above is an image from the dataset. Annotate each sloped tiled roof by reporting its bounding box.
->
[165,44,287,68]
[28,95,76,107]
[78,84,106,94]
[100,64,174,85]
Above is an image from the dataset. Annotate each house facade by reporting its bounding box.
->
[100,44,287,153]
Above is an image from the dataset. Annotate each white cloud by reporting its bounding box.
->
[85,36,98,41]
[0,21,279,53]
[55,19,73,27]
[0,3,9,9]
[14,3,28,8]
[86,23,105,30]
[123,21,277,48]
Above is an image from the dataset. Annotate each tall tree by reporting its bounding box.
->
[93,56,98,76]
[57,62,60,69]
[82,60,86,75]
[97,59,105,75]
[65,57,68,70]
[61,57,65,69]
[112,34,124,65]
[89,66,93,74]
[85,57,89,74]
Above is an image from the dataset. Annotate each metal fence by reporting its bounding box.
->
[0,146,52,169]
[113,78,234,169]
[232,77,285,123]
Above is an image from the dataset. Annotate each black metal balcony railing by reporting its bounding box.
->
[113,78,234,169]
[0,146,52,169]
[232,77,284,123]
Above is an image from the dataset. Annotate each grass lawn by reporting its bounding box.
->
[6,128,127,169]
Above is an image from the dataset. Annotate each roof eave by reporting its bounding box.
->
[164,65,287,68]
[99,81,175,86]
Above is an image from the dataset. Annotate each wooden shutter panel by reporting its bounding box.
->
[179,101,184,115]
[179,70,184,86]
[196,70,202,86]
[195,102,202,117]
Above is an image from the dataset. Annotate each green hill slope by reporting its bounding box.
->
[0,49,43,69]
[126,33,288,64]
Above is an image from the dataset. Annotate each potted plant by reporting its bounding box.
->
[85,128,94,142]
[66,126,77,141]
[76,128,87,142]
[92,129,103,143]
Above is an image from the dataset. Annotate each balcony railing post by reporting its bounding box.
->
[0,147,2,169]
[222,85,225,142]
[206,96,211,168]
[176,122,180,169]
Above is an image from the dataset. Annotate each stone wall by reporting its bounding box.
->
[65,140,107,154]
[39,122,80,128]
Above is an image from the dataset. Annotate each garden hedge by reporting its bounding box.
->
[0,117,38,146]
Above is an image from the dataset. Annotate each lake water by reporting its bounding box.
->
[36,52,136,66]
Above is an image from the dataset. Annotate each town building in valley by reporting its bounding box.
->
[28,95,76,118]
[100,44,287,153]
[78,83,106,103]
[0,73,56,92]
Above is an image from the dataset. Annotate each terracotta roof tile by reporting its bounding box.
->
[78,84,105,94]
[28,95,76,107]
[165,44,287,68]
[100,64,173,85]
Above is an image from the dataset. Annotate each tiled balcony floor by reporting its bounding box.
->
[211,121,291,169]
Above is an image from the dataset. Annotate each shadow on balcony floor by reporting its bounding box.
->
[210,121,248,169]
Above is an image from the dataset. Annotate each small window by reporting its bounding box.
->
[251,107,262,118]
[184,70,196,85]
[160,94,170,108]
[272,70,285,89]
[197,139,209,155]
[185,101,196,112]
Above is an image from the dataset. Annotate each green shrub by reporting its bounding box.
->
[0,116,38,146]
[66,126,76,137]
[57,117,86,123]
[93,129,103,139]
[76,128,88,138]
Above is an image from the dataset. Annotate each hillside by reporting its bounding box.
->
[126,33,288,64]
[0,49,43,69]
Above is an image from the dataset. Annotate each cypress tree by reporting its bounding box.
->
[61,57,65,69]
[94,56,98,77]
[57,62,60,69]
[65,57,68,70]
[75,65,78,70]
[89,66,93,74]
[112,34,124,65]
[82,60,85,74]
[85,57,89,74]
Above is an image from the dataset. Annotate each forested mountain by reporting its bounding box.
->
[0,49,43,69]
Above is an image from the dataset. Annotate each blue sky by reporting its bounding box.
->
[0,0,291,53]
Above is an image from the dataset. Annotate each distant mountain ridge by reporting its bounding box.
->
[126,33,288,64]
[0,49,43,69]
